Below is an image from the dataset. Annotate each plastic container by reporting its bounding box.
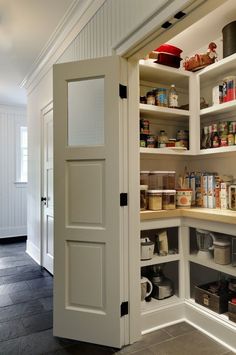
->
[147,190,162,210]
[162,190,176,210]
[140,171,150,186]
[169,84,178,108]
[213,239,231,265]
[158,130,168,147]
[149,171,176,190]
[140,185,148,211]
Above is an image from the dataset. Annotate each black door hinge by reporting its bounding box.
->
[120,301,129,317]
[120,193,128,206]
[119,84,127,99]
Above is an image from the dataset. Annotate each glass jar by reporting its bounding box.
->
[149,171,176,190]
[140,185,148,210]
[156,88,168,107]
[213,239,231,265]
[162,190,176,210]
[147,190,162,210]
[140,171,150,186]
[158,130,168,148]
[146,91,155,105]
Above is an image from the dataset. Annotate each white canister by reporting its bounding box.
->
[140,237,155,260]
[213,239,231,265]
[176,189,192,208]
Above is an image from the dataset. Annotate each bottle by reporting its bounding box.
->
[168,84,178,108]
[211,123,220,148]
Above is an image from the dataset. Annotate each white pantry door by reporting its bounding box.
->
[41,104,54,274]
[53,56,128,348]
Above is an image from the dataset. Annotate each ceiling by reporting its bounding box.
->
[0,0,74,106]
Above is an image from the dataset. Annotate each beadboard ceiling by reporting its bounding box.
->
[0,0,74,106]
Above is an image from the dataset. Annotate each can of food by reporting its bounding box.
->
[146,135,156,148]
[140,119,150,134]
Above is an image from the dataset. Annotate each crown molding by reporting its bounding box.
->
[21,0,105,93]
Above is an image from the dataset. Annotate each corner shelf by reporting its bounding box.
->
[200,100,236,117]
[189,254,236,277]
[140,103,190,120]
[140,147,191,155]
[141,295,181,315]
[199,145,236,155]
[197,53,236,82]
[141,254,180,267]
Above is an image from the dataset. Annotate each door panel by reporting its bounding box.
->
[53,56,128,348]
[42,105,54,274]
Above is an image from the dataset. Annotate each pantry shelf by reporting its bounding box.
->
[199,145,236,155]
[140,147,190,155]
[140,103,190,120]
[186,299,236,329]
[197,52,236,82]
[189,254,236,277]
[141,254,180,267]
[139,60,190,89]
[200,100,236,117]
[141,295,181,315]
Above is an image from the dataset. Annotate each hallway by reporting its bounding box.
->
[0,240,233,354]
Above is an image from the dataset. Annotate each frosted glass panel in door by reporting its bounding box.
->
[68,78,104,146]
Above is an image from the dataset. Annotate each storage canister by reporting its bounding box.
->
[162,190,176,210]
[222,21,236,58]
[176,188,192,208]
[140,185,148,211]
[140,171,150,186]
[213,239,231,265]
[147,190,162,210]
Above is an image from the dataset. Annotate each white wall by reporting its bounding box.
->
[0,104,27,238]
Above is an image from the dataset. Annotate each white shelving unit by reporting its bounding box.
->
[138,56,236,350]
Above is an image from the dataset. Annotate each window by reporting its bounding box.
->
[16,126,28,183]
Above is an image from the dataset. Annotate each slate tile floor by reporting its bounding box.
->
[0,240,234,355]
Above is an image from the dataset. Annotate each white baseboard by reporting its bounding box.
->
[26,240,41,265]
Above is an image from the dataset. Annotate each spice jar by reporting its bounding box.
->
[140,185,148,210]
[213,239,231,265]
[162,190,176,210]
[146,91,155,105]
[147,190,162,210]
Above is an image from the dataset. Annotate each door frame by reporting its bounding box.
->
[40,100,53,270]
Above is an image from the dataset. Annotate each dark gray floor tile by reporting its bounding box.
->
[117,329,171,354]
[21,311,53,333]
[0,259,35,269]
[26,276,53,289]
[19,328,64,354]
[39,296,53,311]
[0,280,31,295]
[47,342,116,354]
[0,337,21,355]
[163,321,196,337]
[9,286,52,304]
[0,299,44,322]
[0,270,47,285]
[0,294,13,307]
[0,318,27,342]
[122,348,155,355]
[149,330,229,355]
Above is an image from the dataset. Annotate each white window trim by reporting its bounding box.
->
[15,124,28,185]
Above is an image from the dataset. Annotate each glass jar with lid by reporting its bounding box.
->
[140,171,150,186]
[140,185,148,210]
[146,91,155,105]
[162,190,176,210]
[147,190,162,210]
[158,130,168,148]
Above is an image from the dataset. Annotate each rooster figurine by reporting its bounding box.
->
[184,42,217,71]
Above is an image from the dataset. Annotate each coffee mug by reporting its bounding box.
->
[141,277,153,302]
